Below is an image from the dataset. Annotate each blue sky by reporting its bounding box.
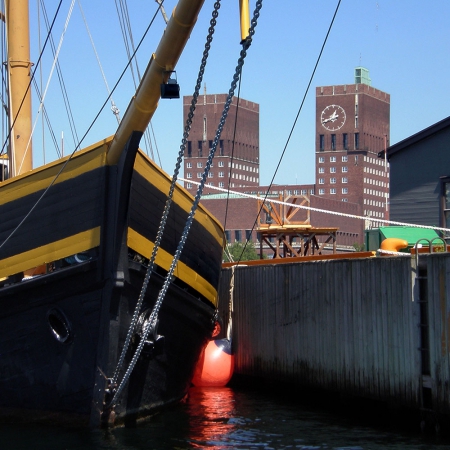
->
[27,0,450,186]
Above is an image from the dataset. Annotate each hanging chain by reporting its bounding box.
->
[109,0,222,392]
[108,0,263,408]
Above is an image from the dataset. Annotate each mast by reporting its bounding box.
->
[5,0,33,175]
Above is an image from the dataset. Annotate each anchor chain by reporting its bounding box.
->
[106,0,263,409]
[107,0,222,404]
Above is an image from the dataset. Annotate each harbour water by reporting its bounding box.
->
[1,383,449,450]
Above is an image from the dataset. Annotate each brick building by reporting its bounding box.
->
[315,67,390,227]
[183,93,259,196]
[185,68,390,252]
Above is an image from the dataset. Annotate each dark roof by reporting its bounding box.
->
[378,115,450,160]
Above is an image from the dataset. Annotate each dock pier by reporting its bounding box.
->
[218,251,450,430]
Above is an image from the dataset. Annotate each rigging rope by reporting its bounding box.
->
[179,178,450,235]
[0,0,64,159]
[110,0,223,394]
[108,0,264,408]
[17,0,76,175]
[224,0,342,267]
[0,3,160,252]
[78,0,121,124]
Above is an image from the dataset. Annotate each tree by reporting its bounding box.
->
[223,241,260,262]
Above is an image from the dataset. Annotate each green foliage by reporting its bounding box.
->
[353,242,365,252]
[223,241,260,262]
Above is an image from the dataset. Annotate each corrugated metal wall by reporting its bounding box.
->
[218,253,450,415]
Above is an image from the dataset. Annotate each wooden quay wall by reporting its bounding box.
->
[218,252,450,423]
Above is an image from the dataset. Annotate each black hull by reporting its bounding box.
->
[0,133,223,426]
[0,260,214,426]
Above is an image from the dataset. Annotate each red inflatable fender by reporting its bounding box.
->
[192,338,234,387]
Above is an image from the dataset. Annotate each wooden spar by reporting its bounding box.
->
[106,0,206,165]
[239,0,250,42]
[5,0,33,175]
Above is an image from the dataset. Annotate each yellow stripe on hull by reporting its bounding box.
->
[0,142,109,206]
[128,227,218,307]
[0,227,101,279]
[134,151,224,248]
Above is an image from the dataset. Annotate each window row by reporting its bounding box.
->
[364,155,389,167]
[364,178,389,188]
[319,133,359,151]
[363,210,385,218]
[364,167,388,176]
[318,155,348,163]
[318,166,348,174]
[318,177,348,184]
[364,188,389,197]
[318,188,348,195]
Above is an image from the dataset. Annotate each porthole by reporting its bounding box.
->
[47,308,72,344]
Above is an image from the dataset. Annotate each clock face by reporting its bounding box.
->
[321,105,346,131]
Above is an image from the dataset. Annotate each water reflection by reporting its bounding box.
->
[1,385,450,449]
[187,387,238,448]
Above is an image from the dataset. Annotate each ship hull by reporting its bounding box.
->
[0,133,223,426]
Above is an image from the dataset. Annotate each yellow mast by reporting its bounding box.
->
[5,0,33,175]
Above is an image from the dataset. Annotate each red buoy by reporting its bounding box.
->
[191,338,234,387]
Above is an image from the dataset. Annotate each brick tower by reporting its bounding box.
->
[315,67,390,223]
[183,92,259,195]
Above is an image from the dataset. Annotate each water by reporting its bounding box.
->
[1,385,449,450]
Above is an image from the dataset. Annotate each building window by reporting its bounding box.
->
[301,189,307,195]
[342,166,348,172]
[441,178,450,228]
[319,167,324,173]
[319,156,325,163]
[330,167,336,173]
[235,230,241,242]
[187,182,192,189]
[319,178,324,184]
[310,189,314,194]
[342,177,348,183]
[225,230,231,242]
[197,162,202,168]
[319,188,325,195]
[198,140,203,157]
[187,162,192,168]
[331,134,336,150]
[219,171,224,178]
[342,187,348,194]
[330,188,336,194]
[219,182,224,188]
[219,140,224,156]
[208,172,213,178]
[219,161,224,167]
[187,141,192,157]
[343,133,348,150]
[187,173,192,178]
[246,230,252,241]
[342,155,348,162]
[330,177,336,184]
[197,173,202,178]
[319,134,325,151]
[354,133,359,149]
[330,156,336,162]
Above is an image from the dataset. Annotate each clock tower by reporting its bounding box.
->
[315,67,390,224]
